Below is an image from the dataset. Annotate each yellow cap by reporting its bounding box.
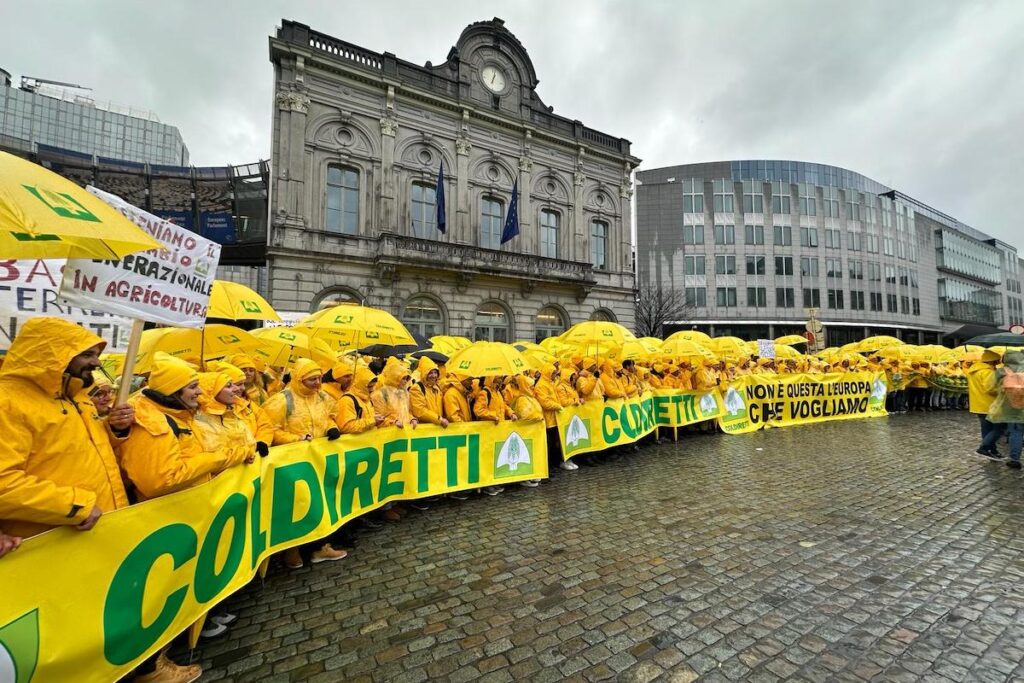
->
[229,353,257,371]
[291,358,322,382]
[208,360,246,383]
[149,352,199,395]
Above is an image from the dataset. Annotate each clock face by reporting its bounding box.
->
[481,65,507,93]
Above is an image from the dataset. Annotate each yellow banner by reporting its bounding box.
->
[717,372,888,434]
[557,393,658,458]
[0,420,546,683]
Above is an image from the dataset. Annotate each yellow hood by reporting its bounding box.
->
[350,366,377,402]
[380,356,409,389]
[229,353,257,371]
[0,317,105,397]
[417,356,439,380]
[198,371,232,414]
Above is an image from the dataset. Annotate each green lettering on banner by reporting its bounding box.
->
[194,493,248,603]
[437,434,466,486]
[249,477,266,570]
[322,453,340,524]
[378,439,408,500]
[103,524,198,665]
[339,447,379,517]
[681,395,696,422]
[653,396,670,425]
[621,404,638,439]
[467,434,480,483]
[602,406,620,443]
[410,436,438,492]
[269,461,325,546]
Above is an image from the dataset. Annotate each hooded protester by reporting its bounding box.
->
[443,376,476,423]
[209,361,274,455]
[599,360,627,399]
[986,350,1024,468]
[535,365,577,472]
[88,370,116,417]
[576,358,604,403]
[230,353,268,406]
[555,368,582,407]
[472,376,517,423]
[503,374,543,422]
[120,353,249,503]
[262,358,342,445]
[0,318,131,540]
[410,357,448,427]
[372,357,417,428]
[194,370,257,464]
[321,361,356,402]
[968,350,1004,459]
[337,367,381,434]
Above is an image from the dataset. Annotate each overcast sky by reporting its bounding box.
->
[4,0,1022,251]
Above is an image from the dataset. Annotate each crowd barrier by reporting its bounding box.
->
[0,375,888,682]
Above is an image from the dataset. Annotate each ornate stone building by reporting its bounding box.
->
[268,18,640,341]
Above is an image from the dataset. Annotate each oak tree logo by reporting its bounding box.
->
[564,415,592,452]
[493,431,533,478]
[0,609,39,683]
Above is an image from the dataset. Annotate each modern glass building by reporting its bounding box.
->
[0,69,189,166]
[636,160,1021,345]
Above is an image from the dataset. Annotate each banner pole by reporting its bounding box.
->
[115,319,145,405]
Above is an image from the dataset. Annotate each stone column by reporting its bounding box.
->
[619,162,635,274]
[274,85,310,227]
[518,154,534,255]
[455,134,472,245]
[379,111,398,236]
[572,147,587,263]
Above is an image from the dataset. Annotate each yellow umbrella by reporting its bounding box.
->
[560,321,636,347]
[0,151,163,258]
[854,335,905,352]
[100,353,125,380]
[709,337,747,358]
[208,280,281,321]
[513,340,542,351]
[523,347,557,367]
[665,330,712,346]
[135,324,259,373]
[660,338,716,360]
[774,334,809,346]
[447,342,530,377]
[302,302,416,349]
[636,337,665,354]
[250,327,335,368]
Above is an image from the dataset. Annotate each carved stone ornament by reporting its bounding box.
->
[455,136,472,156]
[620,181,634,199]
[379,115,399,137]
[275,90,310,114]
[456,271,473,292]
[575,283,593,304]
[518,156,533,173]
[574,171,587,188]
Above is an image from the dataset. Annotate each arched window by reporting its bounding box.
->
[325,165,359,234]
[535,306,567,342]
[590,309,616,322]
[312,287,362,312]
[540,209,560,258]
[410,182,437,238]
[474,302,511,342]
[480,196,503,250]
[401,296,445,338]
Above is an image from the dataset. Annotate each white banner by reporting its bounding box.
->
[0,259,132,352]
[58,187,221,328]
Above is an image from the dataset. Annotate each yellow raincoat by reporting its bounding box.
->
[337,367,377,434]
[372,357,414,427]
[472,377,514,422]
[966,359,999,415]
[443,382,473,422]
[262,358,338,444]
[409,357,445,425]
[504,375,543,422]
[599,361,627,399]
[534,366,563,428]
[0,318,129,538]
[194,371,256,457]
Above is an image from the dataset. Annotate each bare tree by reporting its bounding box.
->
[634,285,694,338]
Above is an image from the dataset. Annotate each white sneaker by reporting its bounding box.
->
[560,460,579,471]
[482,486,504,496]
[519,479,540,488]
[200,621,227,639]
[211,612,237,626]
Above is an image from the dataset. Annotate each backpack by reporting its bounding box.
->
[1002,369,1024,409]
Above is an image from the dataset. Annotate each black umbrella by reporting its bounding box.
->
[410,349,449,363]
[965,332,1024,348]
[357,343,419,358]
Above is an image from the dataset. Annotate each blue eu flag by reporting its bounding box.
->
[501,179,519,244]
[435,162,446,234]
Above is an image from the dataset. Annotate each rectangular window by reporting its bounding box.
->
[870,292,883,311]
[713,224,735,245]
[776,287,796,308]
[824,187,839,217]
[540,209,560,258]
[848,232,863,252]
[824,228,841,249]
[912,297,921,316]
[747,287,768,308]
[828,288,844,310]
[684,255,706,275]
[800,226,818,248]
[900,296,910,314]
[866,233,879,254]
[910,270,919,289]
[682,179,704,213]
[685,287,707,307]
[868,262,881,281]
[800,256,819,277]
[325,165,360,234]
[480,196,504,249]
[826,258,843,279]
[773,225,792,246]
[849,260,864,280]
[591,220,608,270]
[716,287,738,307]
[715,255,737,275]
[898,267,910,286]
[883,234,895,256]
[799,184,816,216]
[775,256,794,276]
[682,225,705,245]
[744,224,764,245]
[746,255,766,276]
[803,288,821,308]
[885,265,897,284]
[887,293,898,312]
[742,180,763,213]
[410,183,437,237]
[771,181,791,214]
[713,179,734,213]
[850,290,865,310]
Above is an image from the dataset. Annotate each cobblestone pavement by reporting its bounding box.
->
[195,411,1024,682]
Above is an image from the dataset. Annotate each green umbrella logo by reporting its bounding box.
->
[22,185,100,222]
[0,610,39,683]
[240,300,263,314]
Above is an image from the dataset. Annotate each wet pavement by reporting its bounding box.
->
[196,411,1024,682]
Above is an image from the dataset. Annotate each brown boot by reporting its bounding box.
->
[283,547,303,569]
[310,543,347,564]
[132,649,202,683]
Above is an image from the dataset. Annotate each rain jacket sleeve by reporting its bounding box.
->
[371,390,400,427]
[472,389,501,422]
[261,392,303,445]
[443,386,470,422]
[410,383,444,424]
[0,401,95,526]
[336,395,376,434]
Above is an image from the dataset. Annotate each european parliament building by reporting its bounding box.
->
[636,161,1023,346]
